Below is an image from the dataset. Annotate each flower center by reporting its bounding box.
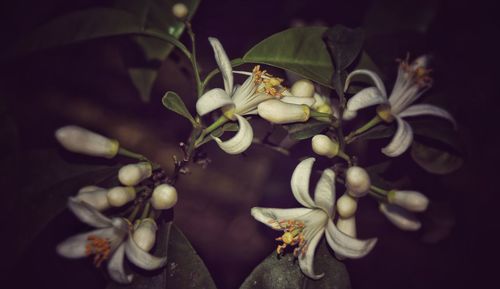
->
[376,103,394,123]
[85,235,112,267]
[273,219,307,257]
[252,65,285,98]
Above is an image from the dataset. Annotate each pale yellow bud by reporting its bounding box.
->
[107,186,136,207]
[291,79,315,98]
[55,126,119,158]
[346,166,371,198]
[76,186,110,211]
[388,190,429,212]
[172,3,188,19]
[336,194,358,218]
[133,218,158,252]
[151,184,178,210]
[311,134,339,158]
[257,99,310,124]
[118,162,152,186]
[379,203,421,231]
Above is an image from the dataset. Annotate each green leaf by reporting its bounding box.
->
[284,120,330,140]
[323,25,364,71]
[162,91,196,125]
[239,240,350,289]
[197,122,239,147]
[411,141,464,175]
[128,67,158,102]
[243,27,334,88]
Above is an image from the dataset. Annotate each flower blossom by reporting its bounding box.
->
[344,55,456,157]
[251,158,377,279]
[57,198,166,283]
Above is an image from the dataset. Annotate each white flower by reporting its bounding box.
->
[387,190,429,212]
[57,198,166,284]
[107,186,136,207]
[55,126,119,158]
[311,134,339,158]
[118,162,152,186]
[257,99,310,124]
[196,38,283,154]
[336,193,358,218]
[379,203,421,231]
[133,218,157,252]
[345,166,371,198]
[151,184,178,210]
[76,186,110,211]
[344,55,456,157]
[290,79,315,98]
[251,158,377,279]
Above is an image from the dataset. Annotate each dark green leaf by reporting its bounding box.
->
[243,27,334,88]
[239,240,350,289]
[411,141,463,175]
[284,120,330,140]
[323,25,364,71]
[162,91,196,125]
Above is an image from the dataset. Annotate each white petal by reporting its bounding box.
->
[346,87,386,112]
[281,96,316,106]
[232,75,256,106]
[213,114,253,154]
[342,109,358,121]
[107,244,133,284]
[313,169,336,216]
[298,227,325,280]
[250,207,314,230]
[290,158,316,208]
[379,203,421,231]
[345,69,387,97]
[125,237,167,270]
[68,198,112,228]
[196,88,234,116]
[399,104,457,129]
[56,227,119,258]
[325,219,377,258]
[208,37,233,95]
[381,117,413,157]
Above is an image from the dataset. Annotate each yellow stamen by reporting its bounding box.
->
[85,235,112,267]
[272,219,306,256]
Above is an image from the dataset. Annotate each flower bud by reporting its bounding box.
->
[346,166,371,198]
[379,203,421,231]
[172,3,188,19]
[291,79,315,98]
[133,218,158,252]
[336,194,358,218]
[257,99,310,124]
[337,216,357,237]
[151,184,178,210]
[76,186,110,211]
[342,109,357,121]
[311,134,339,158]
[118,162,153,186]
[388,190,429,212]
[107,186,136,207]
[280,96,315,106]
[55,126,119,158]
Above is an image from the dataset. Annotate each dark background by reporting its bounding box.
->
[1,0,499,288]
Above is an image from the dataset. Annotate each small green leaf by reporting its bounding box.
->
[284,120,330,140]
[162,91,196,125]
[323,25,364,71]
[411,141,463,175]
[243,27,334,88]
[239,240,350,289]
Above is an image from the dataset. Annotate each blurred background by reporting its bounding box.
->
[0,0,498,288]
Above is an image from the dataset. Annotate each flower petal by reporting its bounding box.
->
[345,69,387,97]
[298,227,325,280]
[325,219,377,258]
[107,244,133,284]
[125,237,167,270]
[196,88,234,116]
[346,87,386,112]
[208,37,233,95]
[68,198,112,228]
[381,117,413,157]
[313,169,336,216]
[281,96,316,106]
[56,227,119,258]
[213,114,253,154]
[232,75,256,107]
[250,207,314,230]
[399,104,457,129]
[379,203,421,231]
[290,158,316,208]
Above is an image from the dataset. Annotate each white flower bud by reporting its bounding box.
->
[346,166,371,198]
[311,134,339,158]
[342,109,357,121]
[379,203,421,231]
[107,186,136,207]
[133,218,158,252]
[257,99,310,124]
[388,190,429,212]
[172,3,188,19]
[337,216,357,237]
[291,79,315,98]
[55,126,119,158]
[118,162,153,186]
[76,186,110,211]
[336,194,358,218]
[151,184,178,210]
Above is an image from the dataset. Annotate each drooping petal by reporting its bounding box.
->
[290,158,316,208]
[56,227,119,258]
[398,104,457,129]
[346,87,387,112]
[213,114,253,154]
[298,227,326,280]
[379,203,421,231]
[196,88,234,116]
[250,207,314,230]
[381,117,413,157]
[345,69,387,97]
[281,96,316,106]
[208,37,233,95]
[124,237,167,270]
[68,198,112,228]
[325,219,377,258]
[107,244,133,284]
[313,169,336,216]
